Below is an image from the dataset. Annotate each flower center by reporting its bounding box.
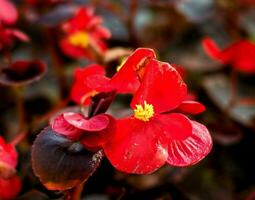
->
[68,31,89,48]
[134,101,154,122]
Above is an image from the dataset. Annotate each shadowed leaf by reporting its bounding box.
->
[203,74,255,128]
[37,4,78,27]
[31,127,103,191]
[0,60,47,86]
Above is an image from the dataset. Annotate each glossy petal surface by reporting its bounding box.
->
[63,112,110,131]
[50,113,83,140]
[103,117,168,174]
[175,101,206,115]
[167,120,212,166]
[131,59,187,113]
[155,113,193,141]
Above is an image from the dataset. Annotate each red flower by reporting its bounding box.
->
[0,0,18,25]
[202,37,255,73]
[70,48,156,105]
[0,25,29,50]
[0,137,18,179]
[102,58,212,174]
[0,138,21,199]
[60,7,111,60]
[0,1,29,50]
[0,175,21,200]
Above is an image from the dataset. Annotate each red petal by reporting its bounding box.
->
[110,48,156,93]
[93,26,111,39]
[167,120,212,166]
[60,39,93,59]
[155,113,192,141]
[0,0,18,25]
[103,118,168,174]
[50,114,83,140]
[131,59,187,113]
[63,112,110,131]
[203,38,255,73]
[175,101,206,115]
[11,29,30,42]
[171,64,186,79]
[81,115,115,150]
[86,74,111,92]
[230,41,255,73]
[89,31,108,54]
[0,176,21,199]
[202,37,224,61]
[202,37,236,64]
[68,7,95,31]
[0,137,17,178]
[70,64,105,105]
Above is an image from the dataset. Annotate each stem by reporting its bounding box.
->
[11,131,28,146]
[31,97,69,129]
[70,183,85,200]
[3,50,12,64]
[10,98,69,146]
[127,0,139,46]
[237,98,255,106]
[13,86,26,132]
[9,86,27,146]
[227,69,238,111]
[46,28,68,99]
[65,183,84,200]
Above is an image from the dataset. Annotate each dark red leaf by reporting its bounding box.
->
[31,127,103,190]
[0,60,47,86]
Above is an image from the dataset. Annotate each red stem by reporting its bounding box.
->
[11,131,28,146]
[13,86,26,132]
[11,97,69,146]
[45,28,68,99]
[227,69,238,110]
[127,0,139,46]
[65,183,84,200]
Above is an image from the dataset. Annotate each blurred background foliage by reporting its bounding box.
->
[1,0,255,199]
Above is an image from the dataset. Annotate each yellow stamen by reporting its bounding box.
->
[134,101,154,122]
[68,31,89,48]
[116,58,127,72]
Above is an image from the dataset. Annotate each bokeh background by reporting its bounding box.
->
[1,0,255,199]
